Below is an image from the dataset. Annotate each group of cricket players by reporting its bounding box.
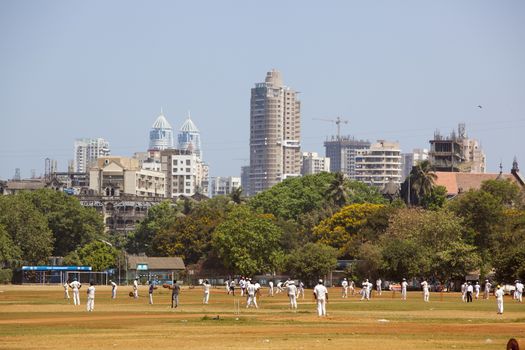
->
[62,275,522,316]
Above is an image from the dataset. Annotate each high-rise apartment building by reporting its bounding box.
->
[324,136,370,178]
[74,138,110,173]
[249,69,301,195]
[149,111,174,151]
[160,149,200,197]
[301,152,330,175]
[240,166,250,195]
[355,140,402,187]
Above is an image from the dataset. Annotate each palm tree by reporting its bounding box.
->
[230,186,244,204]
[326,172,349,207]
[409,160,437,205]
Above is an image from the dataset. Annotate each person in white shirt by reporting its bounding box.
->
[421,280,430,302]
[202,280,211,304]
[313,279,328,317]
[297,281,305,300]
[515,280,523,302]
[239,277,246,297]
[276,281,284,294]
[401,278,408,300]
[361,279,372,301]
[86,281,95,312]
[461,282,467,302]
[466,282,473,303]
[229,280,236,295]
[133,278,139,299]
[63,280,70,302]
[246,281,258,309]
[474,281,481,299]
[225,280,229,293]
[376,278,382,296]
[349,280,355,296]
[110,280,117,299]
[69,279,82,306]
[484,280,492,300]
[495,285,504,314]
[287,280,298,310]
[268,280,274,296]
[341,278,348,298]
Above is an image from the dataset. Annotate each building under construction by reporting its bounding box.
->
[324,136,370,178]
[429,123,486,173]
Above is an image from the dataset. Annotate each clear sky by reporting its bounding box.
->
[1,1,524,180]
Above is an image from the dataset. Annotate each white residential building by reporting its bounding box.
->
[161,149,205,197]
[301,152,330,175]
[74,138,110,173]
[209,176,241,197]
[355,140,402,187]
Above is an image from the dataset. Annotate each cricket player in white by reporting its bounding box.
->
[86,281,95,312]
[515,280,523,302]
[376,278,382,296]
[110,280,117,299]
[349,280,355,295]
[461,282,467,302]
[341,278,348,298]
[495,285,504,314]
[70,279,82,306]
[297,281,305,299]
[246,281,258,309]
[361,279,372,300]
[268,280,274,296]
[63,280,70,301]
[474,281,481,299]
[287,281,298,310]
[401,278,408,300]
[202,280,211,304]
[421,280,429,302]
[239,277,246,297]
[276,281,283,294]
[133,278,139,299]
[314,279,328,317]
[484,280,492,300]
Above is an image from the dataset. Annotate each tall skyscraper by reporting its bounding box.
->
[249,69,301,195]
[149,110,174,151]
[355,140,402,187]
[177,113,202,159]
[73,138,110,173]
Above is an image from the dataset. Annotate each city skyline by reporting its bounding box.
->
[1,1,524,179]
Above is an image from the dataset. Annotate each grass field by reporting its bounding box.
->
[0,284,523,349]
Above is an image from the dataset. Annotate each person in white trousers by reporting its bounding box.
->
[376,278,382,296]
[268,280,274,296]
[401,278,408,300]
[246,281,258,309]
[86,281,95,312]
[133,278,139,299]
[69,279,82,306]
[202,280,211,304]
[297,281,305,300]
[110,280,117,299]
[421,279,430,302]
[314,279,328,317]
[287,280,298,310]
[515,280,523,302]
[495,285,504,314]
[484,280,492,300]
[341,278,348,298]
[474,281,481,299]
[63,280,70,302]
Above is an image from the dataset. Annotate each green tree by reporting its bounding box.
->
[480,179,524,208]
[0,224,21,268]
[326,172,349,207]
[0,195,54,264]
[23,189,105,256]
[230,186,245,204]
[65,241,118,271]
[401,160,437,206]
[286,242,338,286]
[212,206,283,276]
[128,200,180,254]
[420,185,447,210]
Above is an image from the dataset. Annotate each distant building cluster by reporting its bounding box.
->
[1,69,500,234]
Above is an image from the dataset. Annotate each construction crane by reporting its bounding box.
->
[313,117,349,140]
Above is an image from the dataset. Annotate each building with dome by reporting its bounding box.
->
[149,111,174,151]
[177,113,202,159]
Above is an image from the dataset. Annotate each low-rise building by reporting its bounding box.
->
[301,152,330,175]
[209,176,241,197]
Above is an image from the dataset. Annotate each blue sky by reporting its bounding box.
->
[1,1,524,179]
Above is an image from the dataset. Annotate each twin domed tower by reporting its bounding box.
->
[148,110,202,159]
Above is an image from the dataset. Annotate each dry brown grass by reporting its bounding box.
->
[0,284,523,349]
